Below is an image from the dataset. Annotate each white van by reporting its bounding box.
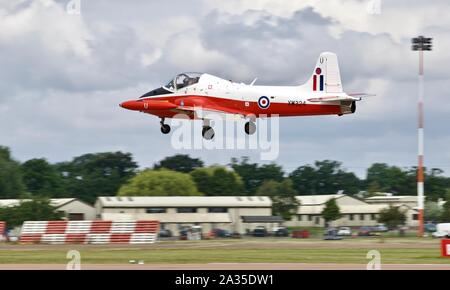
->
[432,223,450,238]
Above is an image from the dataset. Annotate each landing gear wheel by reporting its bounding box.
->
[244,122,256,135]
[160,118,171,134]
[160,124,171,134]
[202,126,215,140]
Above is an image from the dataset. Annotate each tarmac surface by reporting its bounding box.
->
[1,237,449,270]
[0,237,442,250]
[1,263,450,270]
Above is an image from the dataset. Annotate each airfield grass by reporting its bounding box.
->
[0,238,448,265]
[0,248,445,265]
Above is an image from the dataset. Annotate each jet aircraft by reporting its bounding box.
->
[120,52,367,139]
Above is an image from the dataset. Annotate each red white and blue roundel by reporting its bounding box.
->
[313,67,324,91]
[258,96,270,109]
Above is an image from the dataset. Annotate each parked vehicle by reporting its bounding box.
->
[432,223,450,238]
[179,225,203,240]
[8,235,19,242]
[372,224,388,232]
[252,226,268,237]
[231,231,242,239]
[337,227,352,236]
[291,230,310,239]
[425,222,437,233]
[211,228,232,238]
[432,231,448,238]
[323,228,343,240]
[158,229,172,238]
[273,226,289,237]
[358,226,376,236]
[179,229,188,240]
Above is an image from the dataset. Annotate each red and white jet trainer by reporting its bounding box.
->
[120,52,367,139]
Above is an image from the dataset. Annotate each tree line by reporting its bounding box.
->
[1,145,450,223]
[2,145,450,203]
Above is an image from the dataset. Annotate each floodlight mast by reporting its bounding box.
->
[411,36,432,237]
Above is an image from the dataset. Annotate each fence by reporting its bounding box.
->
[20,220,159,244]
[0,222,5,241]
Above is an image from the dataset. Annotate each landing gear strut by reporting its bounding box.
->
[160,118,170,134]
[202,119,215,140]
[244,121,256,135]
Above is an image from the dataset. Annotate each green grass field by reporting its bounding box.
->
[0,248,445,264]
[0,237,448,265]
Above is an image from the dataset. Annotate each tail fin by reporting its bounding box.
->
[304,52,343,93]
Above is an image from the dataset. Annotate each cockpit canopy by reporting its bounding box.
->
[139,72,203,99]
[165,72,202,91]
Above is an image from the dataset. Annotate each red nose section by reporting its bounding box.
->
[120,100,142,110]
[120,100,178,111]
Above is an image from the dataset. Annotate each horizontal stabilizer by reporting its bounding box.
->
[307,96,362,103]
[348,93,376,98]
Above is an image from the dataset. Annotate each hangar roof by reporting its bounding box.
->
[295,194,345,205]
[241,216,284,223]
[97,196,272,208]
[101,212,232,223]
[365,196,417,202]
[0,198,78,208]
[297,204,391,214]
[297,203,418,214]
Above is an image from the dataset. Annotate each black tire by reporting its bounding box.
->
[244,122,256,135]
[202,126,215,140]
[161,124,171,134]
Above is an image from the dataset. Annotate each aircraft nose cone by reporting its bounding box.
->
[120,100,141,110]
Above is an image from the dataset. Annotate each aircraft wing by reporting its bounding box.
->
[172,104,250,119]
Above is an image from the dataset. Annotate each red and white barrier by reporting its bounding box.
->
[20,220,159,244]
[0,222,5,241]
[441,239,450,258]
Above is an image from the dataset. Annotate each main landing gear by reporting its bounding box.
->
[160,118,170,134]
[202,119,215,140]
[244,121,256,135]
[158,118,255,139]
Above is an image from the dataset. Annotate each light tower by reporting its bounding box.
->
[411,35,432,237]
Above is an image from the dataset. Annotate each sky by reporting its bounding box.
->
[1,0,450,178]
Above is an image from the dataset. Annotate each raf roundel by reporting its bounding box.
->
[258,96,270,109]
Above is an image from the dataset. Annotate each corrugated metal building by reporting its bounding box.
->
[95,196,280,235]
[285,194,419,227]
[0,198,96,220]
[364,195,418,207]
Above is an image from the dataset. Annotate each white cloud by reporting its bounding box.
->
[204,0,450,41]
[1,0,449,176]
[0,0,92,57]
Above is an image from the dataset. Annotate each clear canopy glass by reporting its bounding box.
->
[165,72,202,91]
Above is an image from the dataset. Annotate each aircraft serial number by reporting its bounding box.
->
[288,100,306,105]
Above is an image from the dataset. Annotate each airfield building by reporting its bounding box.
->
[95,196,282,235]
[285,194,419,228]
[0,198,96,220]
[364,195,418,208]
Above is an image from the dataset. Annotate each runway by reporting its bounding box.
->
[1,263,450,270]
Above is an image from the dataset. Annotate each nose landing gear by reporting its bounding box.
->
[160,118,171,134]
